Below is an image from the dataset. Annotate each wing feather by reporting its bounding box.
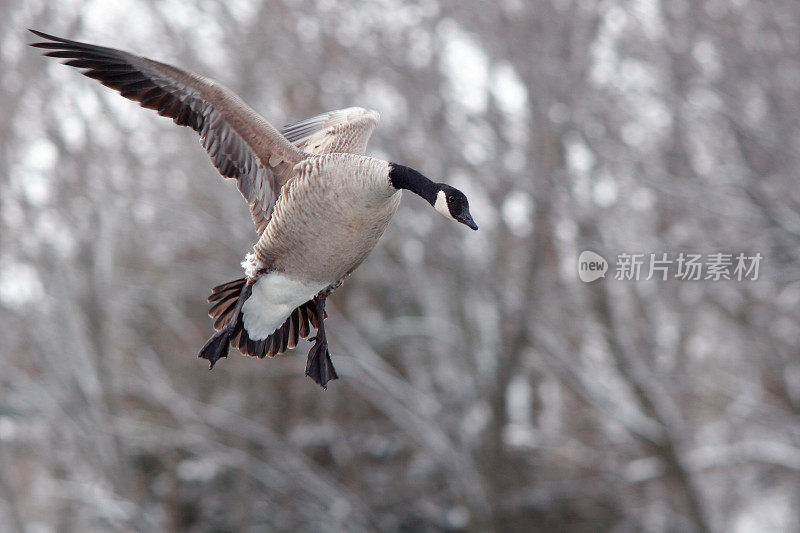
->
[281,107,380,155]
[30,29,307,235]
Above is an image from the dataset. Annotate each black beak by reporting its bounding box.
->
[457,211,478,231]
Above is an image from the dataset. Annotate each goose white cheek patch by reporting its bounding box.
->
[434,190,455,220]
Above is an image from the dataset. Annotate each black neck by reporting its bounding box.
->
[388,163,439,205]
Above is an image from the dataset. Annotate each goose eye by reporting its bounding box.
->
[448,196,455,204]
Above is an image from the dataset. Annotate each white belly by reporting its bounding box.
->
[241,273,327,340]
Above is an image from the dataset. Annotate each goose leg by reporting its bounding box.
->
[305,295,338,389]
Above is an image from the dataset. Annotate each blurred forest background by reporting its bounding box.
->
[1,0,799,531]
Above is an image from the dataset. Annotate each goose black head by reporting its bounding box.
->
[388,163,478,231]
[433,184,478,230]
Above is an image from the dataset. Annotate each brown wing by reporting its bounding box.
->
[29,29,307,235]
[281,107,380,155]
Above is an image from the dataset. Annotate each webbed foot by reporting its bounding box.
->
[304,296,339,388]
[198,327,232,369]
[305,336,339,389]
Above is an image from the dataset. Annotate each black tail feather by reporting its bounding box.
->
[208,278,246,331]
[209,278,247,295]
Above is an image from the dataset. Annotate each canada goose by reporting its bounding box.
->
[30,30,478,388]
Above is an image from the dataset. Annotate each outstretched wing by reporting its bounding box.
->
[29,30,307,235]
[281,107,380,156]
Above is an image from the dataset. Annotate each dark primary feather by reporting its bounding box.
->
[29,29,296,235]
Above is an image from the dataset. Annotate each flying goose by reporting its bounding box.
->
[30,30,478,388]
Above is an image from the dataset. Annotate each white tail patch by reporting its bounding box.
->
[241,273,326,340]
